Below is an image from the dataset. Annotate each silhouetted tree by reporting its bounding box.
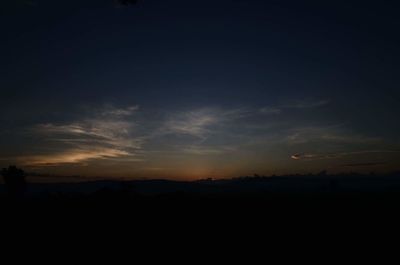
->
[1,166,27,197]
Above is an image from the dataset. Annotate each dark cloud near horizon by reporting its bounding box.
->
[344,163,387,168]
[291,151,400,161]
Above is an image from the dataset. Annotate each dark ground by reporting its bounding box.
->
[2,174,400,227]
[2,176,399,258]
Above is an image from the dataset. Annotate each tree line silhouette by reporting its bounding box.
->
[1,166,27,197]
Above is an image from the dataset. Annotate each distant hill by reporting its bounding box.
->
[2,173,400,196]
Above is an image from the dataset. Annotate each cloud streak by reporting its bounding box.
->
[181,145,236,155]
[343,162,387,167]
[22,148,131,167]
[291,150,400,161]
[259,99,329,116]
[284,99,330,109]
[286,125,381,145]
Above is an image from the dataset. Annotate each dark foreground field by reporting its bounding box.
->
[2,174,400,225]
[2,176,400,255]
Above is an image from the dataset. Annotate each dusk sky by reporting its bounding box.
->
[1,0,400,180]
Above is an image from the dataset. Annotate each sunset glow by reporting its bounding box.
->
[1,0,399,180]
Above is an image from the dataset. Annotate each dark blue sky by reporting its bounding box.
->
[1,0,400,179]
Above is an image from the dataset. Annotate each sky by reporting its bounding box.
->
[1,0,400,180]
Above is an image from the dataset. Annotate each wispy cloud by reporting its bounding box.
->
[284,99,329,109]
[164,109,218,138]
[27,106,143,166]
[101,105,139,117]
[163,108,248,139]
[4,102,396,176]
[259,107,282,115]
